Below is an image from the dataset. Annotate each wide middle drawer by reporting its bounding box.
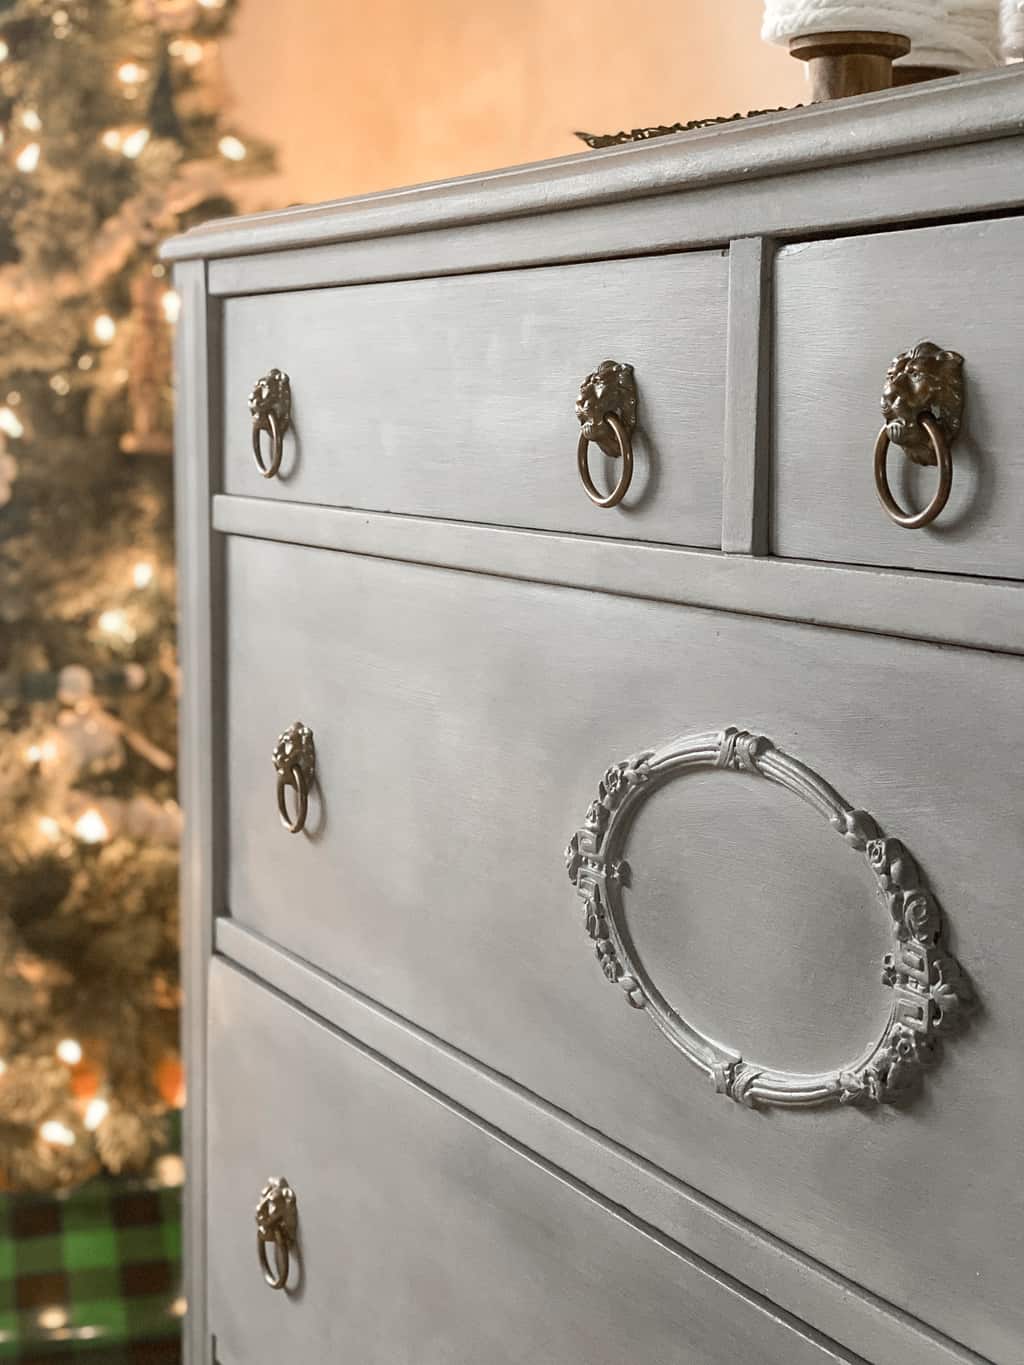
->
[220,251,728,545]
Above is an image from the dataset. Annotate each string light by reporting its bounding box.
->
[218,135,246,161]
[73,808,109,844]
[93,313,117,344]
[121,127,149,158]
[169,38,204,66]
[100,128,122,151]
[37,1308,68,1331]
[24,743,42,764]
[0,1059,7,1077]
[50,374,70,396]
[0,40,8,62]
[161,289,181,324]
[15,142,40,172]
[39,1120,75,1147]
[38,816,61,842]
[0,407,24,438]
[21,109,41,132]
[132,560,154,589]
[199,0,226,8]
[154,1152,185,1187]
[83,1097,109,1131]
[98,606,135,642]
[56,1038,83,1066]
[117,61,146,86]
[78,354,94,371]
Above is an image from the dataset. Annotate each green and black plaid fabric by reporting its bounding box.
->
[0,1177,182,1362]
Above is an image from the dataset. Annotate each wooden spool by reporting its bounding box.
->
[789,30,912,102]
[893,65,958,86]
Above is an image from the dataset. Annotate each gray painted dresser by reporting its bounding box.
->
[164,68,1024,1365]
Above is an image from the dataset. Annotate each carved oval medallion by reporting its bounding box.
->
[564,728,971,1109]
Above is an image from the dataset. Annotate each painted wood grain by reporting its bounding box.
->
[212,494,1024,658]
[204,139,1024,299]
[722,237,772,554]
[172,261,222,1365]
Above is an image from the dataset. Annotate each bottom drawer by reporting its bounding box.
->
[207,961,855,1365]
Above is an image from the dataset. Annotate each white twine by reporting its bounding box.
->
[761,2,1001,72]
[1001,0,1024,56]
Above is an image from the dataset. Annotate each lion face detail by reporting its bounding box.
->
[255,1177,297,1242]
[575,360,637,454]
[248,368,291,427]
[880,342,963,466]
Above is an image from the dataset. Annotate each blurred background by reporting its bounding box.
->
[0,0,800,1358]
[221,0,803,208]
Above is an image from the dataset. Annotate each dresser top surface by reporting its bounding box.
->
[162,65,1024,264]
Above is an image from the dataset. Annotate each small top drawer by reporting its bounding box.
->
[772,215,1024,579]
[221,252,728,547]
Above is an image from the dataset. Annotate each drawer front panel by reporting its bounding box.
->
[221,252,728,546]
[224,535,1024,1364]
[773,215,1024,578]
[207,961,851,1365]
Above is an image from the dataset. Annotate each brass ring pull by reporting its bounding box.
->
[575,360,638,510]
[272,722,315,835]
[873,414,952,530]
[577,413,634,509]
[255,1177,297,1291]
[248,369,291,480]
[252,411,283,479]
[873,341,964,531]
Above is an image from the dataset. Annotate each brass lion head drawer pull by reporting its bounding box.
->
[873,341,964,529]
[255,1176,297,1290]
[249,368,291,479]
[272,721,315,834]
[575,360,637,508]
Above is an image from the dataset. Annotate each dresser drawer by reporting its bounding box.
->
[221,252,728,546]
[773,215,1024,579]
[223,534,1024,1363]
[207,960,856,1365]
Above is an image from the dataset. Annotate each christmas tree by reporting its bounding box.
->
[0,0,272,1191]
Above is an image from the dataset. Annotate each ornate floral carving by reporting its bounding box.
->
[565,726,972,1111]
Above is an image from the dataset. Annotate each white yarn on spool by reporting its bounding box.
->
[1000,0,1024,57]
[762,2,1001,72]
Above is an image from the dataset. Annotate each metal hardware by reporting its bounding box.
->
[255,1177,297,1290]
[272,721,315,834]
[575,360,638,509]
[248,369,291,479]
[874,341,964,530]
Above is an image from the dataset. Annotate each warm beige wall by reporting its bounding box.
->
[222,0,805,209]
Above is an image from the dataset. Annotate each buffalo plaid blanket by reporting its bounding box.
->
[0,1176,182,1362]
